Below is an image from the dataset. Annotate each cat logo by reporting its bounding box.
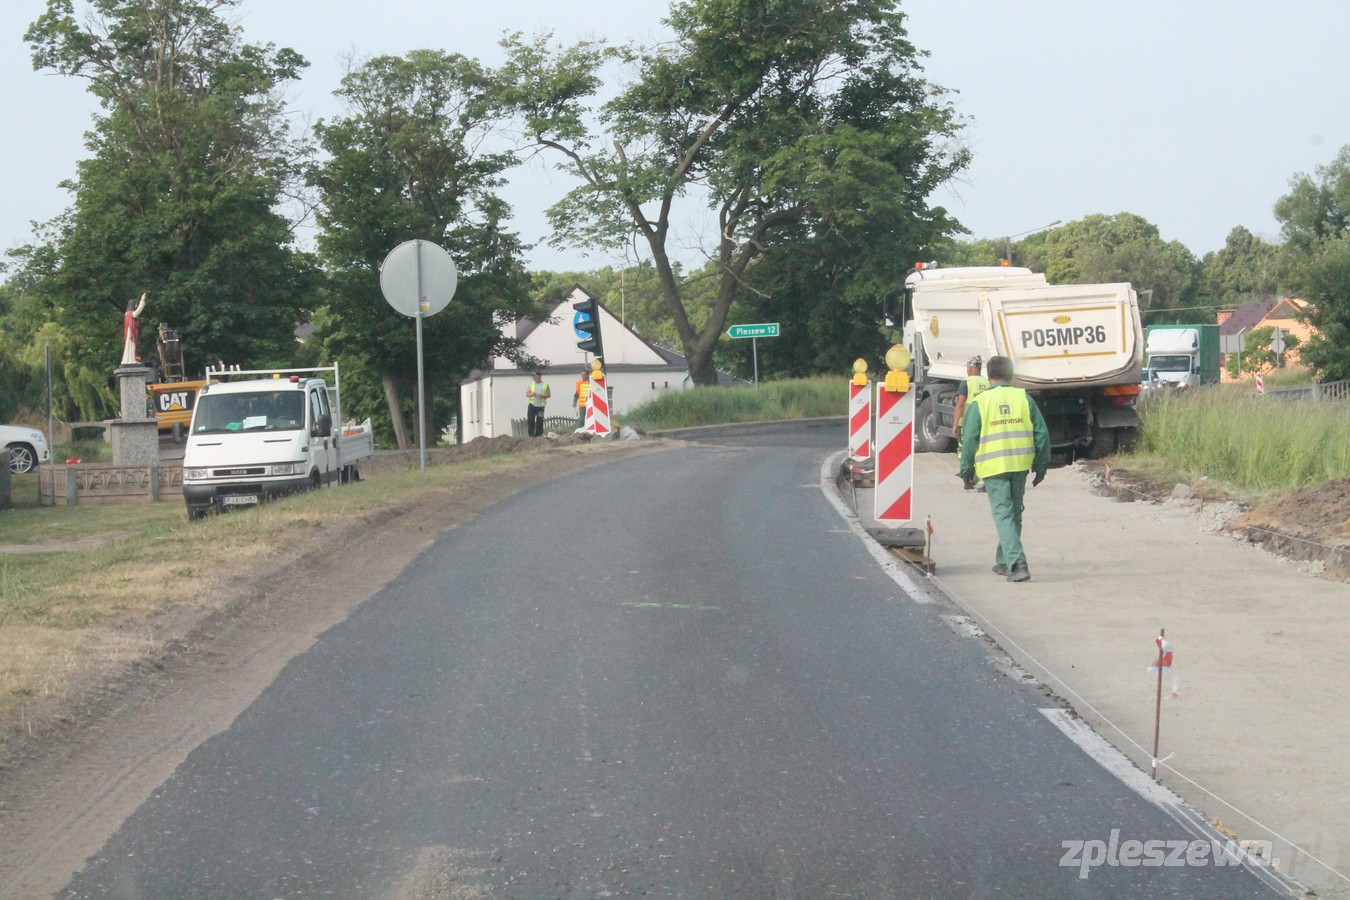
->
[157,391,192,412]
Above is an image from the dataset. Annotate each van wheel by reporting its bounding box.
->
[916,396,956,453]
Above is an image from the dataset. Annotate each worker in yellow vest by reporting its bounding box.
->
[957,355,1050,583]
[525,371,551,437]
[572,368,591,427]
[952,356,990,490]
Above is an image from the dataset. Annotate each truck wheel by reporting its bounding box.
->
[1086,424,1118,460]
[916,396,956,453]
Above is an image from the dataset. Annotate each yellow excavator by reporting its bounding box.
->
[146,323,208,443]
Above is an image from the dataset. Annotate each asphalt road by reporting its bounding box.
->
[60,424,1280,898]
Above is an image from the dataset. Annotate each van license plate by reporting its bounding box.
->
[221,495,260,507]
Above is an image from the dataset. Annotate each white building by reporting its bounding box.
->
[458,286,692,440]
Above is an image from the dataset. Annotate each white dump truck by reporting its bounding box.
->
[182,365,373,519]
[900,265,1145,458]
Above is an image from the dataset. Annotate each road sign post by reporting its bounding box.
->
[726,323,780,391]
[379,240,458,471]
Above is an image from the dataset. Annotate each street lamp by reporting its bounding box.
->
[1003,219,1062,265]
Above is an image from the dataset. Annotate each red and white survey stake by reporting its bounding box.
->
[1147,634,1179,699]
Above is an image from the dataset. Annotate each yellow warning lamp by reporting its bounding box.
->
[851,358,869,386]
[883,343,911,393]
[590,357,604,379]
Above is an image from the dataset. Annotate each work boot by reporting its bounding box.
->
[1007,561,1031,583]
[991,563,1009,576]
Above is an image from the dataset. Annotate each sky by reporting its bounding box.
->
[2,0,1348,277]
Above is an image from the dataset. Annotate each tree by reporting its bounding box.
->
[22,0,315,420]
[1274,145,1350,254]
[309,50,533,447]
[1016,213,1199,323]
[1197,226,1286,304]
[1275,145,1350,381]
[1285,235,1350,380]
[1229,324,1300,376]
[500,0,968,385]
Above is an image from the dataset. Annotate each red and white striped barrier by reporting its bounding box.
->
[873,385,914,525]
[582,373,611,436]
[848,380,871,460]
[1255,372,1265,395]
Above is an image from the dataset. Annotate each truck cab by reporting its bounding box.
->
[1142,324,1220,392]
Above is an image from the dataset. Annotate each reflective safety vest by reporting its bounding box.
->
[973,384,1036,479]
[965,374,990,401]
[528,381,549,407]
[576,380,590,408]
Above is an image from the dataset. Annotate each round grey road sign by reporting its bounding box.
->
[379,239,458,318]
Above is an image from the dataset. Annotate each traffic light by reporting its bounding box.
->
[573,297,604,359]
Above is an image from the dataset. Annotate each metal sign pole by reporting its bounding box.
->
[415,241,427,472]
[752,337,760,396]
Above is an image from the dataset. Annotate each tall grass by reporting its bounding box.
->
[1135,386,1350,492]
[624,376,844,430]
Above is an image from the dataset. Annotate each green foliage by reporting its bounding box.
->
[1274,145,1350,381]
[1136,387,1350,491]
[1274,145,1350,253]
[308,50,534,446]
[1287,235,1350,381]
[1015,213,1199,323]
[17,0,315,420]
[1228,324,1300,375]
[1197,225,1288,304]
[500,0,968,385]
[623,376,843,430]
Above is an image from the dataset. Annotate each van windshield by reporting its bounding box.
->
[193,390,306,434]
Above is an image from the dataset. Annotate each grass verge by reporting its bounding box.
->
[1129,385,1350,500]
[0,442,612,735]
[622,376,843,430]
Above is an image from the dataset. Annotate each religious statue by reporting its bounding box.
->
[121,292,147,365]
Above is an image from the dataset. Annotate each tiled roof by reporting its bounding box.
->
[1217,297,1278,336]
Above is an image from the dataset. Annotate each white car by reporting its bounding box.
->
[1,425,52,474]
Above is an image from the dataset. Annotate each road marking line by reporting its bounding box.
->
[819,451,935,603]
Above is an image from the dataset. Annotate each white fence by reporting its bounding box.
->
[1265,379,1350,402]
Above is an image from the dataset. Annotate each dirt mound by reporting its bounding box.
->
[365,430,612,475]
[1228,479,1350,578]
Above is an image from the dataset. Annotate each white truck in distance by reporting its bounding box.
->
[182,365,373,519]
[901,265,1145,459]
